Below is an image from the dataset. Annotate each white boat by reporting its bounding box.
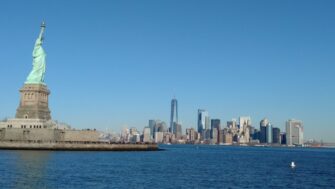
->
[290,161,296,168]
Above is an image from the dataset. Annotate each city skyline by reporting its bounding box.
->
[0,1,334,142]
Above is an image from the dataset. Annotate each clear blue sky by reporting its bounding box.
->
[0,0,334,142]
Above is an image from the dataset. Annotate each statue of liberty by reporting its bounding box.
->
[26,21,46,84]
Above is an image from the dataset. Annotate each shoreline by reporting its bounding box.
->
[158,143,335,149]
[0,141,159,151]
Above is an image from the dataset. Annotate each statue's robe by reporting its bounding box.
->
[26,37,46,84]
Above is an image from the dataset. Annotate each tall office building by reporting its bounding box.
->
[266,123,273,144]
[150,120,167,139]
[218,129,225,143]
[173,122,182,139]
[260,118,269,143]
[155,121,167,133]
[186,128,197,142]
[223,133,233,144]
[205,116,210,130]
[155,132,164,143]
[260,118,275,144]
[149,119,156,138]
[211,119,221,140]
[211,119,221,130]
[281,133,287,145]
[272,127,281,144]
[211,128,218,144]
[239,116,251,131]
[170,97,178,133]
[142,127,151,143]
[286,119,304,146]
[197,109,209,133]
[202,129,211,140]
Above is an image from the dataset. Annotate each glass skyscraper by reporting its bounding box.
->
[259,118,269,143]
[266,123,273,144]
[170,97,178,133]
[286,119,304,146]
[198,109,209,133]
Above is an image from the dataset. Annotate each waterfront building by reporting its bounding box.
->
[121,127,130,142]
[173,122,182,139]
[281,133,286,145]
[130,134,140,143]
[237,124,250,144]
[202,129,211,141]
[211,119,221,139]
[186,128,197,143]
[249,126,255,136]
[232,134,239,142]
[259,118,269,143]
[272,127,281,144]
[211,119,221,130]
[197,132,201,141]
[286,119,304,146]
[211,128,218,144]
[235,116,251,144]
[238,116,251,143]
[205,117,210,130]
[227,119,238,138]
[148,119,156,138]
[218,129,224,144]
[130,127,138,135]
[163,132,173,144]
[152,120,167,138]
[239,116,251,131]
[158,121,168,132]
[260,126,267,143]
[252,129,260,140]
[266,123,273,144]
[223,133,233,144]
[143,127,151,143]
[260,118,269,127]
[197,109,209,133]
[245,126,251,142]
[170,97,178,133]
[155,132,164,143]
[259,118,270,143]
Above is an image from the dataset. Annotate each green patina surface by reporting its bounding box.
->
[26,22,46,84]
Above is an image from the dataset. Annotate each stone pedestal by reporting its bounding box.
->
[15,84,51,120]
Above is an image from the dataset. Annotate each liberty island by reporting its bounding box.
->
[0,22,157,151]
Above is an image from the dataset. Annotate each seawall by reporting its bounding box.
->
[0,141,159,151]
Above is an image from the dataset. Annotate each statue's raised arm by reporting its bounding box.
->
[25,22,47,84]
[38,21,46,42]
[35,21,46,46]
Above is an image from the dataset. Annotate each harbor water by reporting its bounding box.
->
[0,145,334,188]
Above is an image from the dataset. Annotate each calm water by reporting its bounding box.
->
[0,145,334,189]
